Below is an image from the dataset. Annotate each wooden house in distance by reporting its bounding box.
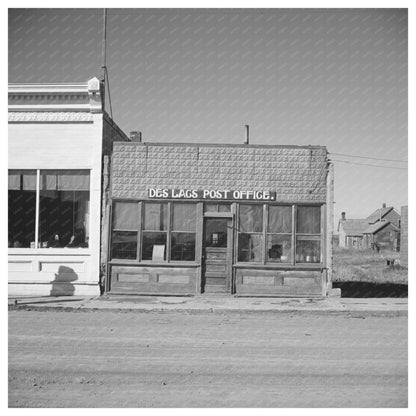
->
[337,213,368,248]
[338,203,401,251]
[365,204,401,228]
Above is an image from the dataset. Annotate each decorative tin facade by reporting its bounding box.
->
[107,142,333,297]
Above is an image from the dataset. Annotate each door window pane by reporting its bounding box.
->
[111,231,137,259]
[144,203,168,231]
[239,205,263,233]
[268,206,292,233]
[297,206,321,234]
[172,203,196,231]
[204,219,228,248]
[8,170,36,248]
[113,202,138,230]
[267,235,292,263]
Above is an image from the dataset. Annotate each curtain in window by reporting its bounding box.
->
[41,170,90,191]
[172,204,196,231]
[297,206,321,234]
[8,170,37,190]
[8,172,20,190]
[268,206,292,233]
[144,203,168,231]
[239,205,263,233]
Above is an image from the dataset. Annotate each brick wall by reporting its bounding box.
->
[400,206,408,267]
[111,143,328,202]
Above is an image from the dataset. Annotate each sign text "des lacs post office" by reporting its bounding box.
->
[148,189,276,201]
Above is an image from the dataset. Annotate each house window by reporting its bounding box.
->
[267,205,292,263]
[111,202,139,259]
[8,169,90,249]
[295,206,321,263]
[238,204,263,262]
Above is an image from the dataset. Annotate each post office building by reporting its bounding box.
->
[106,142,334,297]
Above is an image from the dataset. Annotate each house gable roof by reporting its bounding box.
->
[363,220,400,235]
[366,206,394,224]
[338,219,368,236]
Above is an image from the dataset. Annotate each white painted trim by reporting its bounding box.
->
[35,170,40,248]
[8,104,91,112]
[9,280,98,285]
[8,84,89,93]
[8,249,91,256]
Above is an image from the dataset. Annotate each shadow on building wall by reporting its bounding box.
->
[50,265,78,296]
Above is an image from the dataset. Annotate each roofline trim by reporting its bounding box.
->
[113,141,328,150]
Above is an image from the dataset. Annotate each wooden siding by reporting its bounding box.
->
[109,265,198,295]
[235,269,323,296]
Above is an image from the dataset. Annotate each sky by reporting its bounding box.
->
[8,8,408,223]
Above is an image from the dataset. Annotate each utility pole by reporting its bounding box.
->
[100,8,112,118]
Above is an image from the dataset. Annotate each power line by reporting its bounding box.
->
[330,159,407,170]
[329,152,407,163]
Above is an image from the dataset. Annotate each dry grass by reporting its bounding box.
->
[332,246,408,285]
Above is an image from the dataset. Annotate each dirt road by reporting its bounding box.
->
[8,310,407,407]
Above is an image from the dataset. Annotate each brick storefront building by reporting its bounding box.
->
[105,142,334,297]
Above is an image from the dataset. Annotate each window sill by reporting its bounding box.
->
[234,263,323,270]
[109,259,200,267]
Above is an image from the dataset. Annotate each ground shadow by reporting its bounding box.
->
[50,266,78,296]
[332,282,408,298]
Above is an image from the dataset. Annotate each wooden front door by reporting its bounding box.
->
[202,217,232,293]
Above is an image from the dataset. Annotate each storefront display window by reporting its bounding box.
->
[8,169,90,249]
[142,203,167,261]
[111,201,196,262]
[296,206,321,263]
[238,205,263,262]
[171,203,196,261]
[8,170,36,248]
[39,170,90,248]
[111,202,138,259]
[109,200,322,265]
[236,204,321,264]
[267,205,292,263]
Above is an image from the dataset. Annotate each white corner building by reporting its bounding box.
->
[8,77,128,297]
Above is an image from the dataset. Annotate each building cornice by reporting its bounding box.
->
[8,111,94,123]
[8,77,103,114]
